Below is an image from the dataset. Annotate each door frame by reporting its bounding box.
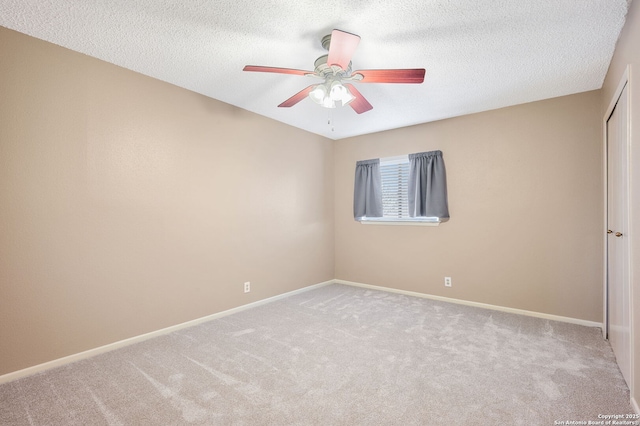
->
[602,65,633,391]
[603,66,630,338]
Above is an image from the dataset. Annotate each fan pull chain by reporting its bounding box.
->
[328,109,334,132]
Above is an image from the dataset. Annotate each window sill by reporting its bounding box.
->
[357,219,441,227]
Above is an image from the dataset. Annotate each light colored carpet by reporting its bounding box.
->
[0,284,633,425]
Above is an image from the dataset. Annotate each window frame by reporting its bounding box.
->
[358,154,441,226]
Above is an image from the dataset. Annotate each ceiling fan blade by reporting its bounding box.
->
[243,65,313,76]
[327,29,361,70]
[278,85,316,108]
[352,69,426,83]
[343,84,373,114]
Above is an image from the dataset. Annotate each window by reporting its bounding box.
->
[354,151,448,225]
[359,155,440,225]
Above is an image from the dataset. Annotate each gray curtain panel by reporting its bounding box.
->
[353,158,383,219]
[408,150,450,219]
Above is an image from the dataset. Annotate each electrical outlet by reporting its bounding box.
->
[244,282,250,293]
[444,277,452,287]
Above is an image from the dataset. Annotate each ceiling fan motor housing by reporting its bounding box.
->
[314,54,352,79]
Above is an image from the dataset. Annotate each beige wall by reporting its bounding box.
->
[0,27,334,375]
[335,91,603,322]
[602,0,640,409]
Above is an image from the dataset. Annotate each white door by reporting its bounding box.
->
[606,82,630,388]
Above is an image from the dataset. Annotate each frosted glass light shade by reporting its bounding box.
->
[309,85,327,104]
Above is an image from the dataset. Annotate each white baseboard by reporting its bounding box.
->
[0,280,334,385]
[0,278,607,384]
[333,279,603,329]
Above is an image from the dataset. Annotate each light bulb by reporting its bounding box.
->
[322,96,336,108]
[341,87,355,105]
[329,82,348,101]
[309,85,327,104]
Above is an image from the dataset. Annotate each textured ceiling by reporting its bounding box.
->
[0,1,630,140]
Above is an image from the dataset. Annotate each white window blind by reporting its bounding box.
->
[380,155,410,219]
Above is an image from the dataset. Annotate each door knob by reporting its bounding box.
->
[608,230,613,234]
[615,232,623,237]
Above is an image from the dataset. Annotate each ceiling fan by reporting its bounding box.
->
[243,29,426,114]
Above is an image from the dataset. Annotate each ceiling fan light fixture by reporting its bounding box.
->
[310,83,337,108]
[307,81,353,109]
